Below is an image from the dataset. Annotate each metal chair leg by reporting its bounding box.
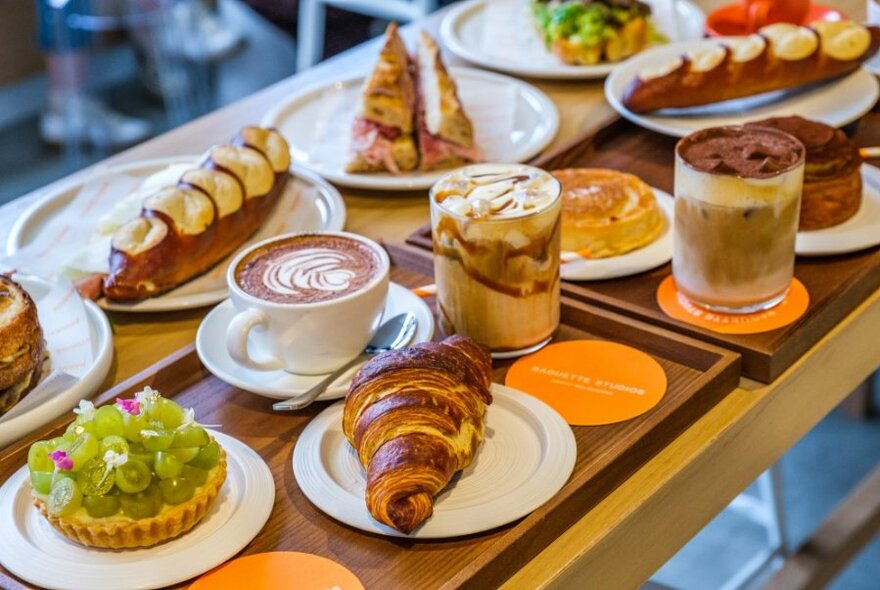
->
[297,0,326,72]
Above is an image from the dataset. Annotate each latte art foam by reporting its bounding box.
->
[262,248,358,296]
[235,235,382,304]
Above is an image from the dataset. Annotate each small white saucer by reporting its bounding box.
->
[196,282,435,401]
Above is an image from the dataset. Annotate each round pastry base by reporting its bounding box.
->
[491,337,552,360]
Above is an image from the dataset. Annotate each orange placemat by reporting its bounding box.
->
[505,340,667,426]
[656,276,809,335]
[190,552,364,590]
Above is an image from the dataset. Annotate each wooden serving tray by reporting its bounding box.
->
[406,110,880,382]
[0,256,738,590]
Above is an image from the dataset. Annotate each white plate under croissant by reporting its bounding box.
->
[293,383,576,538]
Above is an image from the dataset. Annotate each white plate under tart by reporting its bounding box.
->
[293,383,576,539]
[605,38,880,138]
[0,431,273,590]
[6,159,346,313]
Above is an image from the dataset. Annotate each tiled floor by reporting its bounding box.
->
[1,4,879,589]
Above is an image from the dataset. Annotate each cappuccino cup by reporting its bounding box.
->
[225,231,390,374]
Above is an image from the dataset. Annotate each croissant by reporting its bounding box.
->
[623,21,880,113]
[343,335,493,534]
[103,126,291,301]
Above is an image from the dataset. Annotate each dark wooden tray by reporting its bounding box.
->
[0,256,739,590]
[406,110,880,382]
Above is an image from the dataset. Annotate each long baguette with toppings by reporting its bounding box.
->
[622,21,880,113]
[103,126,290,301]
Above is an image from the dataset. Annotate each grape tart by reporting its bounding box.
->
[26,388,226,549]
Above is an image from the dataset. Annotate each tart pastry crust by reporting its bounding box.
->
[33,450,227,549]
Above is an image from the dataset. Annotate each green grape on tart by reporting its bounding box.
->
[27,387,227,549]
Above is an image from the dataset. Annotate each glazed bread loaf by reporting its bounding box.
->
[623,21,880,113]
[103,127,291,301]
[0,275,45,416]
[343,335,493,534]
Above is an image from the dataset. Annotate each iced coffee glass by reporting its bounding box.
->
[673,126,806,313]
[430,164,562,354]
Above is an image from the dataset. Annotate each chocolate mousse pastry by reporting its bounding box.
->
[235,234,382,304]
[0,276,46,417]
[746,116,862,230]
[553,168,664,257]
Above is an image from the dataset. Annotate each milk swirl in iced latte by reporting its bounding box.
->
[673,126,805,313]
[234,234,382,304]
[431,164,562,352]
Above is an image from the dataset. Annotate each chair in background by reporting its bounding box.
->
[296,0,437,71]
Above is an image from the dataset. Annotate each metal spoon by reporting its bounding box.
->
[272,312,418,411]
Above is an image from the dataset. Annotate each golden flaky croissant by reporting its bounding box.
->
[343,335,493,534]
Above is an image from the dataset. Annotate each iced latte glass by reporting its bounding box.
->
[674,126,806,313]
[430,164,562,354]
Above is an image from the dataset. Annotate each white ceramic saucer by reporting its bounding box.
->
[196,282,435,400]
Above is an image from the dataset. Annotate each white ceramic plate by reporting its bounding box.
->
[0,431,274,590]
[0,276,113,449]
[562,187,674,281]
[796,165,880,256]
[293,383,576,538]
[605,39,880,137]
[261,68,559,190]
[196,282,435,400]
[441,0,706,80]
[7,158,347,313]
[866,51,880,77]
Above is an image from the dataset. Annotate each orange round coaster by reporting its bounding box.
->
[656,276,809,335]
[190,552,364,590]
[505,340,667,426]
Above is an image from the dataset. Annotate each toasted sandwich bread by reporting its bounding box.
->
[0,276,45,416]
[415,32,482,171]
[346,23,419,173]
